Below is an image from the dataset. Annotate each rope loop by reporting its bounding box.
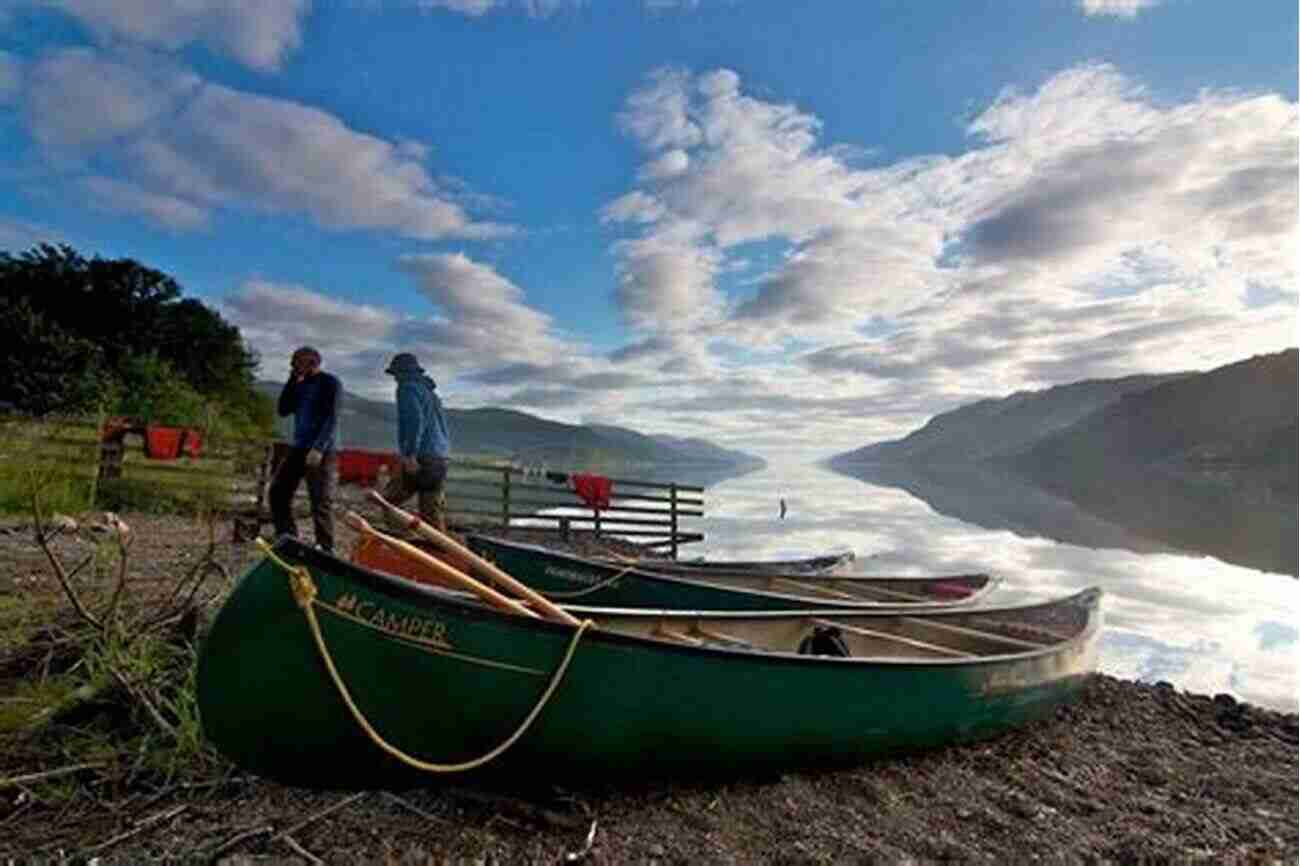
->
[256,538,592,773]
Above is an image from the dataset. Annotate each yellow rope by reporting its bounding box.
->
[255,539,593,773]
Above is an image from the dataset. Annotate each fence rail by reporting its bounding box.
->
[0,415,709,557]
[257,442,705,557]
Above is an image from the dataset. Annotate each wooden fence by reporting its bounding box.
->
[254,442,705,557]
[441,460,705,558]
[0,415,706,557]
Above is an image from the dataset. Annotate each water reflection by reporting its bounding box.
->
[830,460,1297,576]
[667,462,1298,713]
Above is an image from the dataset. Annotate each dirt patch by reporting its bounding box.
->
[1,511,1296,865]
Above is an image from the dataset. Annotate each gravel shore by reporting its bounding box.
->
[1,511,1296,864]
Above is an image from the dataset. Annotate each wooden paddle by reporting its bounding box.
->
[363,491,582,626]
[343,511,540,620]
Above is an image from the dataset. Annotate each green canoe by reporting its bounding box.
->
[617,549,856,575]
[461,533,997,609]
[197,538,1101,788]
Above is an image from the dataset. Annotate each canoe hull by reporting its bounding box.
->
[197,541,1100,789]
[454,534,995,610]
[642,550,855,575]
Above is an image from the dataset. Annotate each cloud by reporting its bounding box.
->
[224,279,399,353]
[396,253,563,355]
[80,176,210,230]
[36,0,310,70]
[219,255,673,423]
[409,0,599,16]
[1078,0,1161,18]
[609,221,724,333]
[604,62,1297,415]
[0,215,62,251]
[18,49,513,239]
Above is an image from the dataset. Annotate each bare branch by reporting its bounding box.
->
[202,824,274,862]
[0,762,105,790]
[84,804,188,855]
[107,665,176,737]
[281,833,326,865]
[31,488,102,631]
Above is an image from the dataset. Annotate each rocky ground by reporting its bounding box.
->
[0,510,1296,865]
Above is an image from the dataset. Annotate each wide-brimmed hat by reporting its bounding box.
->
[385,352,424,375]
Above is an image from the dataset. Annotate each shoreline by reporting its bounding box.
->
[1,512,1296,863]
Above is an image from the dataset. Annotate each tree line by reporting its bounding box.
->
[1,243,273,433]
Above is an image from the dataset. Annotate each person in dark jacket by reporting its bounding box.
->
[269,346,341,552]
[381,352,451,531]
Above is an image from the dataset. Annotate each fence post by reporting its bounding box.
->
[98,438,124,481]
[501,466,511,529]
[669,483,679,560]
[593,508,601,539]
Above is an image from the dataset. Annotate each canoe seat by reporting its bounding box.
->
[810,618,976,659]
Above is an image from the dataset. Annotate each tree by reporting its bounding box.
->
[0,295,113,416]
[153,298,258,396]
[1,243,268,428]
[1,244,182,371]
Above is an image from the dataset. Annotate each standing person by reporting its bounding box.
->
[381,352,451,531]
[269,346,341,552]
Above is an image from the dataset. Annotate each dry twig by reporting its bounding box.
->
[281,833,327,865]
[84,803,188,855]
[271,791,369,843]
[382,791,451,824]
[203,824,274,863]
[0,762,105,790]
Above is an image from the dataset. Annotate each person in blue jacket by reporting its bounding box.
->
[269,346,341,551]
[381,352,451,531]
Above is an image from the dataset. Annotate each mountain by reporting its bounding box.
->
[830,372,1188,466]
[257,382,766,475]
[828,350,1296,473]
[1009,350,1297,477]
[826,350,1298,575]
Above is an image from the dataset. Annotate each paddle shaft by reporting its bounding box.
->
[343,512,539,619]
[366,490,581,626]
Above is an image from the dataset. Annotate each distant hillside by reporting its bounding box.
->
[826,350,1298,575]
[257,382,766,474]
[1010,350,1298,476]
[830,372,1187,466]
[828,350,1297,473]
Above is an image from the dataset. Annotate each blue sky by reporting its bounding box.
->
[1,0,1296,459]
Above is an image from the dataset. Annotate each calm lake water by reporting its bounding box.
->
[654,460,1298,714]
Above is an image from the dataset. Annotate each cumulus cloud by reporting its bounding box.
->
[410,0,604,16]
[397,252,562,355]
[38,0,310,70]
[1078,0,1161,18]
[80,176,209,230]
[18,49,513,239]
[604,62,1297,420]
[220,256,675,417]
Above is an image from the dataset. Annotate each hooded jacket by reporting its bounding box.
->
[394,371,450,459]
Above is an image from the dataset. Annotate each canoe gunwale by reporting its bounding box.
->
[275,537,1102,670]
[463,534,1002,609]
